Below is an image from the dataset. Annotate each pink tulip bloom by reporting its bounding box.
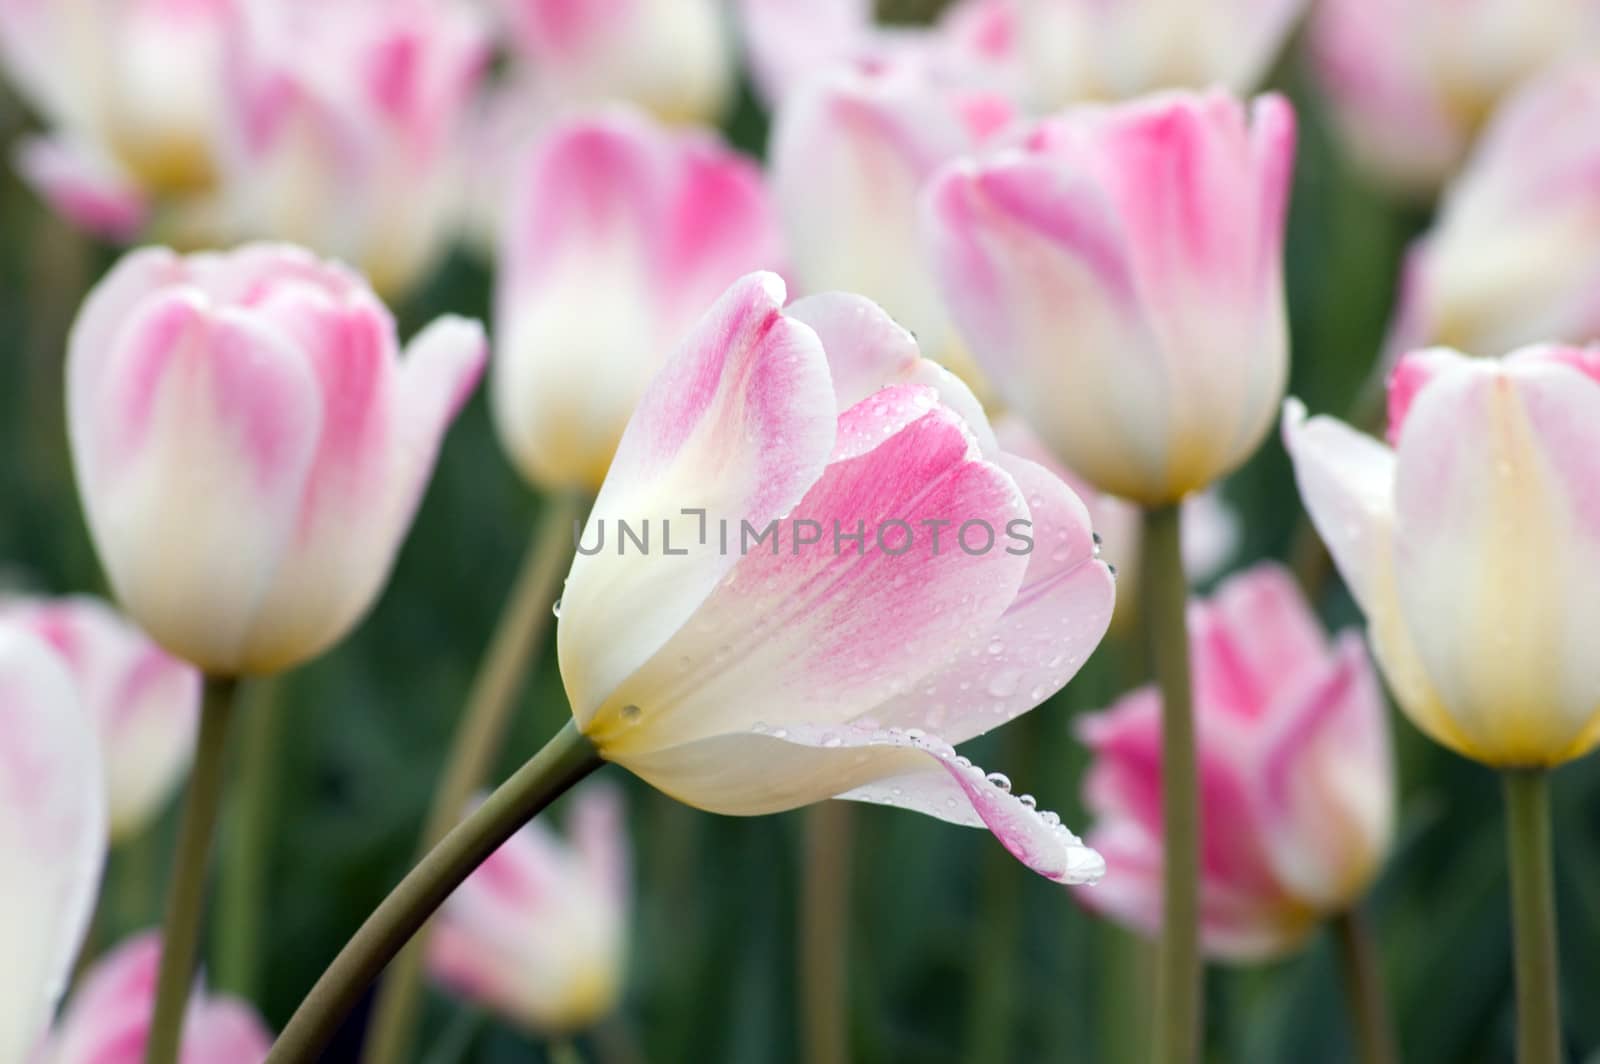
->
[428,783,629,1033]
[220,0,491,297]
[66,243,487,676]
[557,272,1117,884]
[39,933,271,1064]
[1286,344,1600,767]
[1309,0,1598,193]
[1076,564,1394,960]
[493,107,783,491]
[924,90,1295,506]
[1387,65,1600,361]
[3,596,199,842]
[497,0,734,124]
[0,624,105,1063]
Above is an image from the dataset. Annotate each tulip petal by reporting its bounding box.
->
[0,627,105,1064]
[558,273,838,726]
[784,291,920,410]
[14,134,149,241]
[1190,562,1328,721]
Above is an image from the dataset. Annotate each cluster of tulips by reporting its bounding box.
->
[3,0,1600,1062]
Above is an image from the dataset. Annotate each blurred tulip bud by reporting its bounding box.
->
[925,91,1295,506]
[0,623,105,1063]
[220,0,491,297]
[1076,564,1394,959]
[1387,65,1600,360]
[0,0,232,238]
[771,59,1012,396]
[1309,0,1598,194]
[497,0,733,124]
[557,274,1116,884]
[1286,344,1600,767]
[492,107,782,492]
[1012,0,1305,111]
[40,932,272,1064]
[67,243,487,676]
[428,783,629,1033]
[3,596,199,842]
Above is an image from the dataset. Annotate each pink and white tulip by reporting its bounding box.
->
[0,623,105,1063]
[557,273,1117,884]
[493,108,782,491]
[39,932,272,1064]
[219,0,491,297]
[1309,0,1599,193]
[924,90,1295,506]
[496,0,734,124]
[1386,65,1600,360]
[428,783,629,1033]
[0,0,233,238]
[3,596,199,842]
[1076,564,1394,960]
[1285,344,1600,766]
[67,243,487,676]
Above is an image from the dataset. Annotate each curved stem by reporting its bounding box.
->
[1503,770,1562,1064]
[266,721,604,1064]
[215,677,284,997]
[146,676,240,1064]
[1140,504,1200,1064]
[360,492,582,1064]
[1333,908,1399,1064]
[800,802,853,1064]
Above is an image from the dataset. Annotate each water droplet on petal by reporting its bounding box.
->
[985,771,1011,792]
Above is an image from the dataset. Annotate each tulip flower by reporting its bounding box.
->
[924,89,1296,508]
[770,59,1011,396]
[39,933,272,1064]
[496,0,734,124]
[1309,0,1595,193]
[1076,564,1394,959]
[1386,64,1600,360]
[219,0,491,297]
[0,0,231,239]
[0,623,105,1064]
[67,242,487,677]
[428,783,629,1033]
[3,595,200,842]
[493,107,782,492]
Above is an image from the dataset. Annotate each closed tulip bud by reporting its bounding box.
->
[428,783,629,1033]
[1285,344,1600,766]
[3,596,199,842]
[1387,65,1600,359]
[1309,0,1598,193]
[557,273,1117,884]
[67,243,487,677]
[492,108,782,492]
[220,0,491,298]
[1076,564,1394,960]
[925,90,1295,507]
[40,933,272,1064]
[0,624,105,1064]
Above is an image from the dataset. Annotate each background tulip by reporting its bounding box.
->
[1075,564,1394,959]
[924,90,1295,506]
[1385,64,1600,360]
[0,623,105,1064]
[1309,0,1598,194]
[557,272,1117,883]
[492,107,782,492]
[428,782,629,1033]
[67,242,486,676]
[40,933,272,1064]
[1285,344,1600,767]
[3,595,199,841]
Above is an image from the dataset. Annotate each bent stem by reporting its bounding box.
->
[146,676,241,1064]
[1503,770,1562,1064]
[362,492,583,1064]
[1140,504,1200,1064]
[800,802,853,1064]
[265,721,604,1064]
[1333,908,1399,1064]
